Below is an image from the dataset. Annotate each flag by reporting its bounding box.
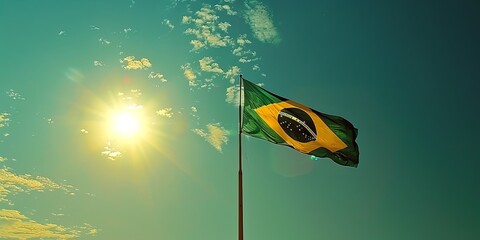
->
[241,79,359,167]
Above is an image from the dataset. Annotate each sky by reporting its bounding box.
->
[0,0,479,239]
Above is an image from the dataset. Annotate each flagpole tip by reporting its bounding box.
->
[240,74,243,78]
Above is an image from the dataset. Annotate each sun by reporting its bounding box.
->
[111,110,142,137]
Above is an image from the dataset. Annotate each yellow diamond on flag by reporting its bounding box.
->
[254,100,348,153]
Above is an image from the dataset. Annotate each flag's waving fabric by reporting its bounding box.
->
[242,79,359,167]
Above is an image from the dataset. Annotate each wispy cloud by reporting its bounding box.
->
[98,38,111,45]
[182,16,192,24]
[218,22,231,32]
[193,123,230,152]
[224,66,241,83]
[0,209,97,239]
[0,156,93,239]
[239,56,259,63]
[89,25,100,30]
[148,72,167,82]
[199,57,224,73]
[181,2,264,91]
[6,89,25,101]
[181,63,197,87]
[162,19,175,30]
[225,85,243,107]
[190,39,206,51]
[121,56,152,70]
[236,34,252,46]
[214,4,237,16]
[0,166,74,204]
[232,34,259,63]
[244,0,281,44]
[118,89,142,101]
[93,60,104,67]
[0,113,10,128]
[101,142,122,161]
[156,108,174,118]
[182,5,234,51]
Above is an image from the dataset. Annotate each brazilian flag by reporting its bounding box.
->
[242,79,359,167]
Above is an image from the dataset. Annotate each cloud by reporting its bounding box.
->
[244,0,281,44]
[193,123,230,152]
[192,129,207,138]
[156,108,174,118]
[182,16,192,24]
[0,165,94,239]
[148,72,167,82]
[236,34,252,46]
[225,85,243,107]
[190,39,206,51]
[116,90,144,112]
[1,168,47,193]
[224,66,241,83]
[231,35,258,62]
[101,150,121,161]
[0,156,6,162]
[0,113,10,128]
[199,57,224,73]
[218,22,231,32]
[6,90,25,101]
[118,89,142,101]
[121,56,152,70]
[204,31,231,48]
[214,4,237,15]
[87,228,98,236]
[162,19,175,30]
[101,142,122,161]
[239,56,259,63]
[93,60,104,67]
[0,209,96,239]
[184,28,230,49]
[232,47,243,56]
[89,25,100,30]
[181,64,197,87]
[0,166,74,204]
[182,5,234,51]
[196,6,218,22]
[98,38,111,45]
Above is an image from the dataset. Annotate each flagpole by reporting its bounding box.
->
[238,74,244,240]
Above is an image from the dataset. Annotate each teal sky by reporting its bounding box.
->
[1,0,479,239]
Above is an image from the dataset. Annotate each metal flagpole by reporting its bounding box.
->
[238,75,244,240]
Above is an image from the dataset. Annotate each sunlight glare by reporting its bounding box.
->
[112,111,141,137]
